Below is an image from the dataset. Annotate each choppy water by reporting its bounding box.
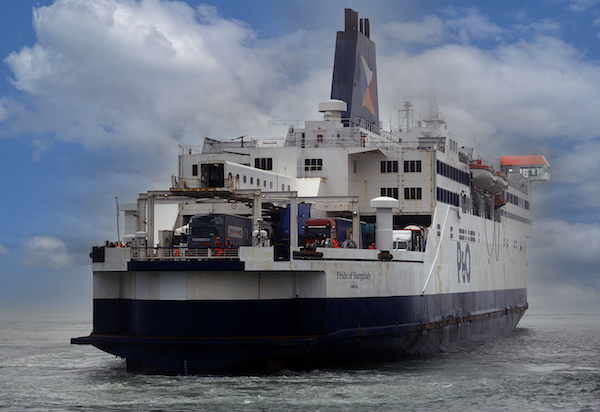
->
[1,312,599,411]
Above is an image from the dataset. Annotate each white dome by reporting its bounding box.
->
[370,196,399,209]
[318,99,347,113]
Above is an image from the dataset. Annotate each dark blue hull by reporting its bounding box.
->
[72,289,527,374]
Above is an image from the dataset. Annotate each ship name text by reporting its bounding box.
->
[337,271,372,281]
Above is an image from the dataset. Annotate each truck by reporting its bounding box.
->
[278,203,311,245]
[303,218,366,248]
[392,226,424,252]
[187,214,252,249]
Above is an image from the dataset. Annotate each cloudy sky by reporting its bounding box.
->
[1,0,599,315]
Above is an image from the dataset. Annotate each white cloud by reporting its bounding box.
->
[0,100,9,122]
[532,219,600,266]
[29,138,53,162]
[376,8,503,51]
[372,9,600,154]
[20,236,74,270]
[441,7,503,43]
[0,244,8,255]
[376,7,560,52]
[377,34,600,157]
[527,218,600,310]
[528,282,600,312]
[3,0,600,160]
[568,0,600,12]
[547,139,600,209]
[378,15,446,46]
[2,0,327,155]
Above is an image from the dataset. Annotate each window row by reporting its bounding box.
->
[404,160,421,173]
[505,211,532,225]
[380,187,423,200]
[437,160,469,186]
[520,166,543,177]
[404,187,422,200]
[448,139,458,153]
[244,175,272,188]
[381,160,398,173]
[305,158,323,171]
[254,157,273,170]
[437,187,460,207]
[506,192,520,206]
[380,160,422,173]
[241,174,290,191]
[504,191,530,210]
[380,187,399,199]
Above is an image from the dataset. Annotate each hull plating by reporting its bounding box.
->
[73,289,527,374]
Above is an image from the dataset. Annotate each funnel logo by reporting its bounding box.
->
[360,55,377,115]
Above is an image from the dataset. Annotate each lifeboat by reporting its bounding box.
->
[470,160,508,194]
[492,170,508,193]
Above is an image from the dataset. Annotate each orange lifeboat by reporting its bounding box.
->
[470,160,508,194]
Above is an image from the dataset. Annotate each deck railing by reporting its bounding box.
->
[130,247,240,261]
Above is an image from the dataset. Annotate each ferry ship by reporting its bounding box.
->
[72,9,550,374]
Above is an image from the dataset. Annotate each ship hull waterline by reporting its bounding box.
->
[72,290,527,374]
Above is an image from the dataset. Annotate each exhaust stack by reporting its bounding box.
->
[331,8,379,133]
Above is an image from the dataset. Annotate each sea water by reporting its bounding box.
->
[1,311,599,411]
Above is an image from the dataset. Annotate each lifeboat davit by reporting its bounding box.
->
[470,160,508,194]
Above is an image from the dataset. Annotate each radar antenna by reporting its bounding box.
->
[398,96,414,132]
